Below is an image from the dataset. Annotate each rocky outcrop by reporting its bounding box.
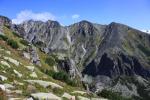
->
[0,16,12,28]
[23,46,41,66]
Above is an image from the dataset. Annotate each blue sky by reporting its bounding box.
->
[0,0,150,30]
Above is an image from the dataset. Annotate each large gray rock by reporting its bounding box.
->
[31,92,61,100]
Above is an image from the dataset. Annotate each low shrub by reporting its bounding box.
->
[0,34,19,49]
[7,39,19,49]
[45,70,76,86]
[12,31,21,38]
[98,89,132,100]
[52,71,69,82]
[138,44,150,56]
[52,87,64,95]
[20,39,29,46]
[4,25,10,29]
[45,56,56,66]
[35,41,45,47]
[0,34,8,41]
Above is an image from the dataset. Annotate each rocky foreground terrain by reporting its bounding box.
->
[0,15,150,100]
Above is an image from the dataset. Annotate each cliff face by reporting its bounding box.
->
[1,16,150,98]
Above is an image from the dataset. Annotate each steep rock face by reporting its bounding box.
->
[83,53,150,78]
[68,21,106,68]
[83,23,150,77]
[13,20,70,53]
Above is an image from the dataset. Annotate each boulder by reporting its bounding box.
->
[25,66,34,72]
[23,52,30,59]
[4,57,20,66]
[1,61,11,68]
[25,80,63,89]
[62,92,75,100]
[5,51,11,55]
[0,75,7,81]
[13,70,22,78]
[31,92,61,100]
[30,72,38,78]
[72,91,87,95]
[0,84,6,91]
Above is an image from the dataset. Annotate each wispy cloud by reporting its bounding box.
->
[72,14,80,19]
[12,10,56,24]
[141,30,150,34]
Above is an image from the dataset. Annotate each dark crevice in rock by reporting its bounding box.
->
[83,53,150,79]
[82,60,97,77]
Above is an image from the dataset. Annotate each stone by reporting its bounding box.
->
[62,92,75,100]
[31,92,61,100]
[25,66,34,72]
[4,83,14,89]
[12,90,22,94]
[0,75,7,81]
[5,51,11,55]
[1,61,11,68]
[4,57,20,66]
[13,69,22,78]
[72,91,87,95]
[13,80,24,86]
[26,97,34,100]
[25,80,63,89]
[0,84,6,91]
[26,85,36,93]
[30,72,38,78]
[23,52,30,60]
[30,46,41,66]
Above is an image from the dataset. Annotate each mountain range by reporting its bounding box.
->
[0,15,150,100]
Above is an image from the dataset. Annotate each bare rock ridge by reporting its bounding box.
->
[0,15,150,99]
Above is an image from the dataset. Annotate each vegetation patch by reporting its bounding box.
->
[20,39,29,46]
[35,41,45,47]
[45,56,56,66]
[0,34,8,41]
[138,44,150,56]
[98,89,132,100]
[7,39,19,49]
[0,34,19,49]
[46,70,77,86]
[12,31,21,38]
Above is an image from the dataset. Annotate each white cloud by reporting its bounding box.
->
[12,10,56,24]
[141,30,150,34]
[72,14,80,19]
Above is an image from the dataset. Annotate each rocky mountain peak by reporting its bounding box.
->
[0,15,12,27]
[46,20,60,28]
